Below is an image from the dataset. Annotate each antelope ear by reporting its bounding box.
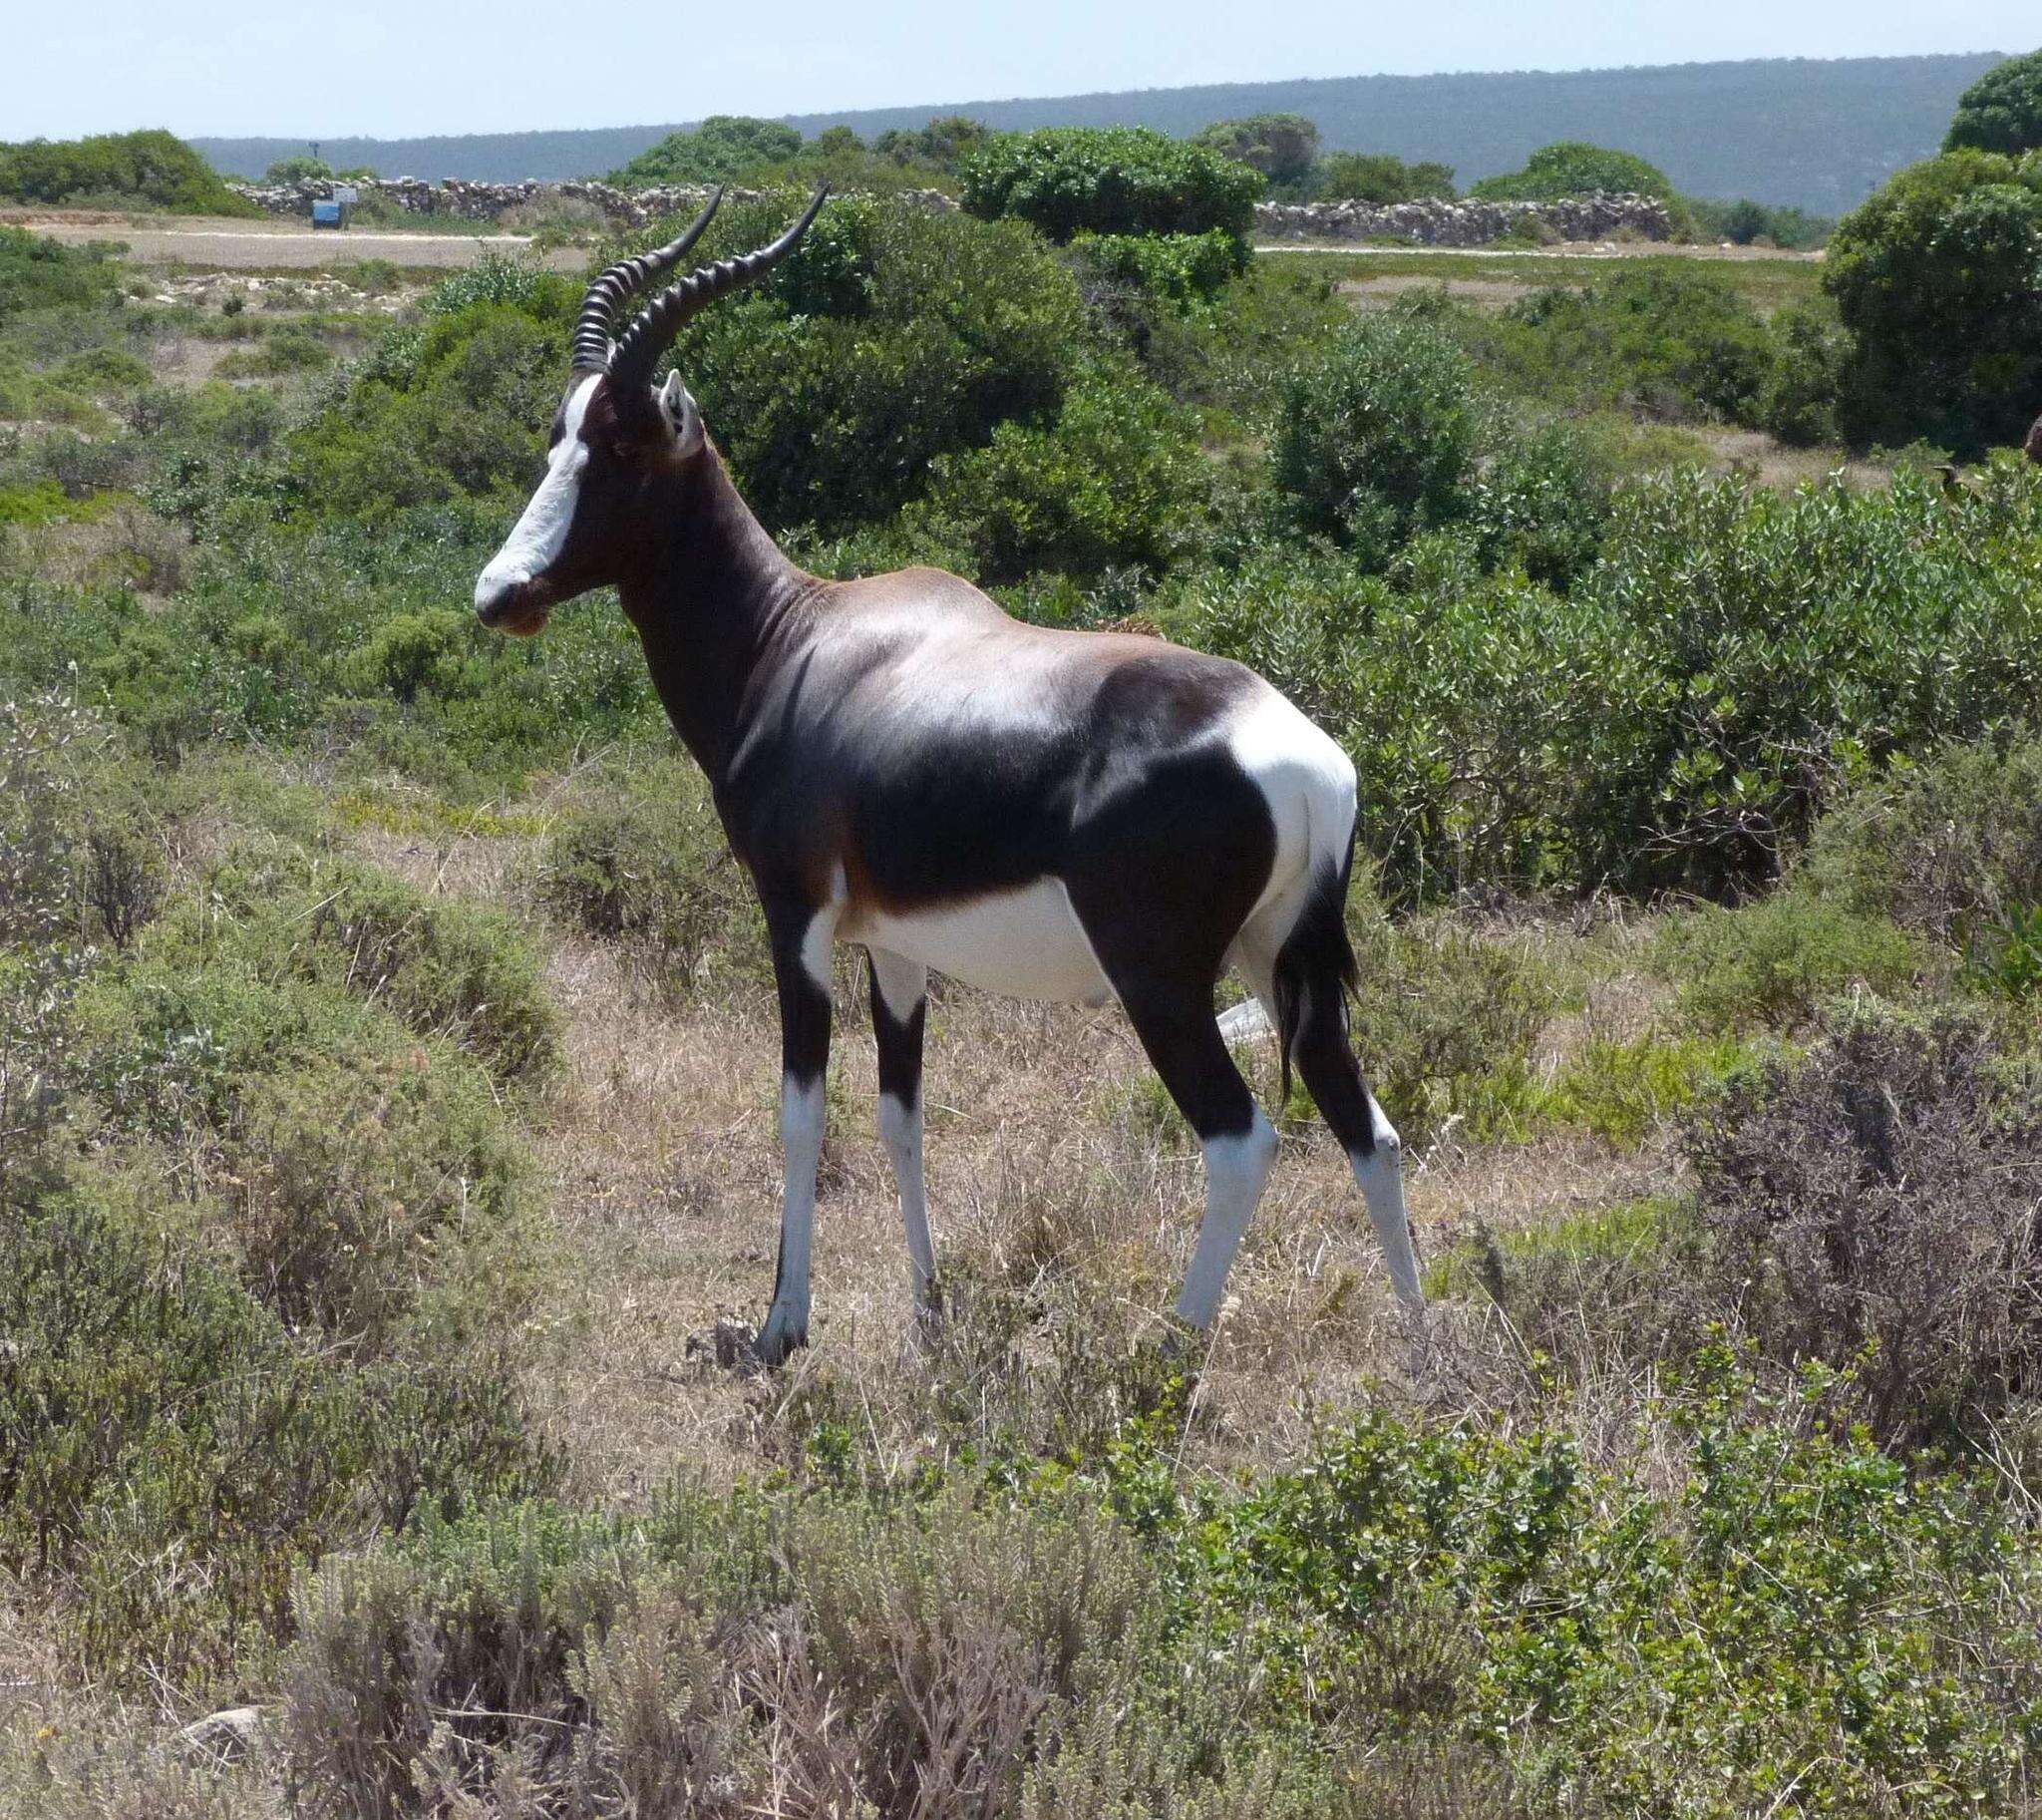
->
[657,370,704,456]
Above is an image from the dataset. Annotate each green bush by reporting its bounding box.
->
[1824,149,2042,452]
[1272,313,1479,549]
[664,194,1093,532]
[1313,153,1458,204]
[1801,736,2042,946]
[961,127,1262,245]
[1686,194,1833,249]
[0,130,255,215]
[140,849,559,1088]
[1944,48,2042,156]
[0,226,123,319]
[290,284,576,519]
[1462,416,1612,587]
[1192,114,1321,191]
[1651,890,1927,1030]
[1495,266,1779,424]
[1757,303,1852,443]
[1339,893,1557,1146]
[534,750,765,998]
[608,115,804,187]
[907,365,1209,582]
[0,1182,549,1684]
[1470,140,1676,202]
[1070,227,1247,310]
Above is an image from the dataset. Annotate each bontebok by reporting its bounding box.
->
[476,188,1426,1364]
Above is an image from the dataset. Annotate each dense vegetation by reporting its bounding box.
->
[1824,146,2042,451]
[1945,47,2042,155]
[5,66,2042,1815]
[0,128,256,214]
[1470,139,1677,201]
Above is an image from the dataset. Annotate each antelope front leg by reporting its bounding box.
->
[868,947,937,1325]
[757,895,837,1366]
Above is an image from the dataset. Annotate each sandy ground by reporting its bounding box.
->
[4,210,584,270]
[5,210,1818,274]
[1258,239,1824,260]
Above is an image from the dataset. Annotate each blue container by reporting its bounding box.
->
[310,199,343,228]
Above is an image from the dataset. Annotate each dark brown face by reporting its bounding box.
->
[473,373,687,636]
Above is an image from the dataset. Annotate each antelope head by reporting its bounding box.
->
[474,186,828,636]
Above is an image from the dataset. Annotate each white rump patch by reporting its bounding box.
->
[843,879,1111,1005]
[475,374,597,611]
[1225,687,1359,923]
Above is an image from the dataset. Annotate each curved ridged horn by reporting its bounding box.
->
[607,186,829,395]
[568,186,724,374]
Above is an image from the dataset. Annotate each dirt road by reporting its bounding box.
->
[4,211,583,270]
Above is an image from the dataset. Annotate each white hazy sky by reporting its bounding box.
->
[6,1,2032,140]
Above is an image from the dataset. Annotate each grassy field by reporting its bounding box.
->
[2,202,2039,1816]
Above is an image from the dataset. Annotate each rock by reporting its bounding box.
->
[1248,191,1673,247]
[178,1705,266,1762]
[226,178,957,229]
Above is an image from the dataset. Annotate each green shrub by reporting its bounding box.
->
[961,127,1262,245]
[0,130,255,215]
[1339,895,1556,1146]
[534,750,765,999]
[1192,115,1321,190]
[1944,48,2042,156]
[608,115,804,187]
[1496,266,1778,424]
[142,849,559,1087]
[1470,1032,1760,1148]
[1070,227,1247,310]
[0,1182,549,1684]
[907,365,1209,582]
[0,225,122,318]
[1462,415,1612,587]
[1272,313,1479,549]
[1686,194,1834,249]
[1313,152,1458,204]
[1652,890,1927,1031]
[1470,140,1676,202]
[659,193,1093,532]
[1824,149,2042,452]
[1801,735,2042,946]
[1757,302,1851,443]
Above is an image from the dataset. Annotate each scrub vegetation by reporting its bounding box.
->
[4,79,2042,1816]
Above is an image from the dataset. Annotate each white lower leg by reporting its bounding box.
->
[1175,1109,1279,1328]
[878,1090,936,1306]
[760,1072,825,1353]
[1350,1094,1425,1309]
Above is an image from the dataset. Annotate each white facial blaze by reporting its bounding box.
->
[475,375,598,612]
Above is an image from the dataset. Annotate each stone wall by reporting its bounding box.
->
[227,178,955,226]
[1251,192,1672,245]
[228,178,1670,247]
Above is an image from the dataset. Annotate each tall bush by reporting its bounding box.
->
[960,127,1262,245]
[1271,313,1479,548]
[1824,149,2042,452]
[1944,48,2042,156]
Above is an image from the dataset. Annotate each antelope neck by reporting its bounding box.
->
[617,445,818,788]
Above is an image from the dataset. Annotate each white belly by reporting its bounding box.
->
[843,879,1113,1003]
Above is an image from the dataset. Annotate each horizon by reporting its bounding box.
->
[11,0,2034,141]
[176,48,2015,148]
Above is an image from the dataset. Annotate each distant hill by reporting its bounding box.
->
[193,52,2008,214]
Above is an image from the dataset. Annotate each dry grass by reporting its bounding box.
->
[329,784,1694,1502]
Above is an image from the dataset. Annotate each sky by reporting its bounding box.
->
[6,0,2032,140]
